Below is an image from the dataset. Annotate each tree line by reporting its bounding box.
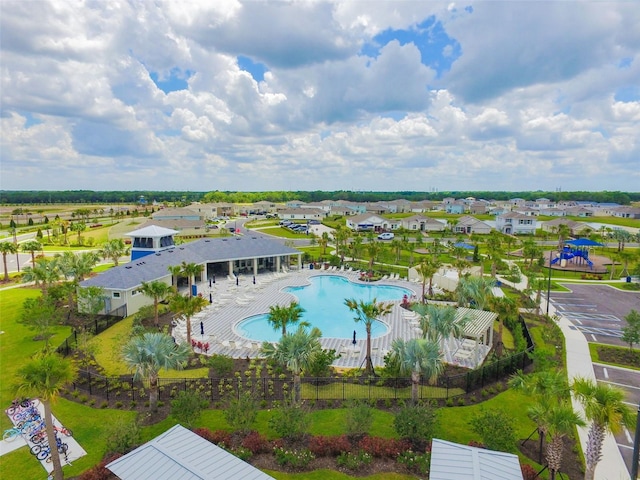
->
[1,189,637,205]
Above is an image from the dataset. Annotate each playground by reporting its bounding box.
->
[545,239,609,275]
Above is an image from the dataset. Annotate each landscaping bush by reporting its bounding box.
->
[336,450,372,470]
[273,447,315,469]
[223,392,258,434]
[170,390,208,428]
[268,400,310,441]
[241,431,270,454]
[308,435,352,457]
[194,428,231,446]
[344,400,373,438]
[104,417,141,455]
[469,408,517,453]
[357,435,410,458]
[208,354,234,377]
[393,401,439,451]
[521,464,538,480]
[397,450,430,475]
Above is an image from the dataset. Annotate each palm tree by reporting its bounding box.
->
[167,265,183,288]
[390,238,403,263]
[389,338,443,403]
[345,298,392,376]
[554,223,571,252]
[16,353,77,480]
[510,369,571,464]
[0,242,18,281]
[140,280,173,327]
[411,304,468,348]
[70,221,87,245]
[486,232,503,277]
[366,240,381,276]
[21,240,42,266]
[22,258,60,296]
[169,293,208,346]
[544,401,585,480]
[318,232,330,255]
[267,301,306,336]
[180,262,204,297]
[121,332,190,410]
[349,235,363,262]
[456,276,495,310]
[260,326,322,403]
[415,256,442,300]
[572,377,635,480]
[488,296,518,356]
[56,251,100,282]
[99,239,129,266]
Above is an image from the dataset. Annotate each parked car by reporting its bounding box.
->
[308,219,321,225]
[377,232,395,240]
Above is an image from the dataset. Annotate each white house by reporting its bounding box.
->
[495,212,536,235]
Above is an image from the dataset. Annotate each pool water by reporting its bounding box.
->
[235,275,413,342]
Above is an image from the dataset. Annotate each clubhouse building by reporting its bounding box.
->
[80,226,301,317]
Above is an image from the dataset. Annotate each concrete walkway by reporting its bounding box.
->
[497,268,631,480]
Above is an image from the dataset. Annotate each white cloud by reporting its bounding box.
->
[1,0,638,192]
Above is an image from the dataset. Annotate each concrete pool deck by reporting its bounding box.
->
[173,268,490,370]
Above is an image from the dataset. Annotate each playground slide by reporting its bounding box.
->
[587,259,593,269]
[551,257,560,265]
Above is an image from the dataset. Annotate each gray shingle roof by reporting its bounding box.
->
[430,438,523,480]
[81,236,299,290]
[107,424,274,480]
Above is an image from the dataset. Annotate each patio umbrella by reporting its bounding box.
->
[209,293,212,304]
[352,330,357,345]
[253,276,256,284]
[200,321,204,336]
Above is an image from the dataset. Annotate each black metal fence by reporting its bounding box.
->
[56,314,124,357]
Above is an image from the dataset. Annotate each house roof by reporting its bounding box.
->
[126,225,179,237]
[81,236,300,290]
[107,424,274,480]
[430,438,523,480]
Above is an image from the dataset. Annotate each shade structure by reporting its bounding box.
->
[565,238,604,247]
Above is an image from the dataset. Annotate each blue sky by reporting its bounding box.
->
[1,1,639,192]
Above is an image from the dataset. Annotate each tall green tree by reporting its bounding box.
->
[16,353,77,480]
[572,377,635,480]
[180,262,204,297]
[140,280,173,327]
[21,240,42,266]
[366,240,381,275]
[100,238,129,266]
[56,251,100,282]
[267,301,306,336]
[169,293,208,346]
[0,241,18,281]
[621,309,640,351]
[544,401,585,480]
[488,296,518,356]
[122,332,190,410]
[411,304,468,350]
[389,338,443,403]
[260,326,322,403]
[22,257,60,295]
[168,265,183,287]
[415,256,442,301]
[19,296,62,349]
[70,221,87,245]
[345,298,393,376]
[456,276,495,310]
[486,231,503,278]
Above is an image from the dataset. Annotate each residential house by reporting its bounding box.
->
[612,206,640,219]
[542,218,593,236]
[495,212,536,235]
[445,201,466,214]
[346,213,388,232]
[452,216,492,235]
[278,208,326,220]
[513,206,539,216]
[468,201,488,215]
[401,215,446,232]
[564,206,594,217]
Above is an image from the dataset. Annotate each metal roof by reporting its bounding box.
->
[430,438,523,480]
[81,236,300,290]
[106,424,274,480]
[126,225,179,237]
[456,307,498,339]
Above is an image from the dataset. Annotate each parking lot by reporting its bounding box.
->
[550,284,640,474]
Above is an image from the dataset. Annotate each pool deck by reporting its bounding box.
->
[173,267,489,370]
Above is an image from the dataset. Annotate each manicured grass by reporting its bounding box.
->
[90,316,208,378]
[258,226,313,239]
[589,343,640,371]
[494,320,515,350]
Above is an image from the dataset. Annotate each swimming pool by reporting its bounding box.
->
[235,275,413,342]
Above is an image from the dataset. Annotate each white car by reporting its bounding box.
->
[377,232,395,240]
